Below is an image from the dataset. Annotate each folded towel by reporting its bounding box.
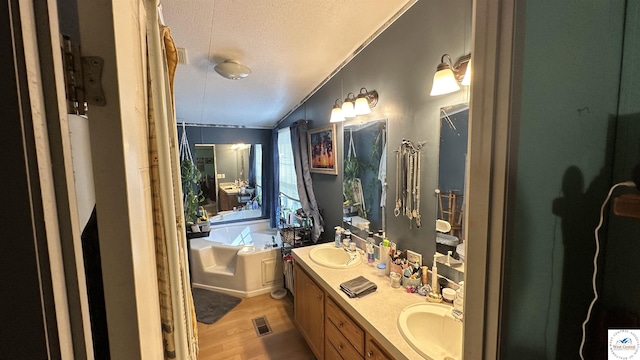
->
[339,276,377,298]
[436,233,459,246]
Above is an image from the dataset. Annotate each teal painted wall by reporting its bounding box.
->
[277,0,472,258]
[501,1,627,359]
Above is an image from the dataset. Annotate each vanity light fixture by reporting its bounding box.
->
[329,88,380,122]
[429,53,471,96]
[341,92,357,118]
[354,88,379,115]
[330,99,346,123]
[231,143,250,150]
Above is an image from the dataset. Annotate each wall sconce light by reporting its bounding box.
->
[430,53,471,96]
[354,88,379,115]
[330,99,346,123]
[329,88,380,122]
[341,93,357,118]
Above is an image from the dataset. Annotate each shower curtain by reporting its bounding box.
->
[147,5,198,359]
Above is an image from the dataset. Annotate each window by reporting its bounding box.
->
[254,144,262,200]
[277,127,300,212]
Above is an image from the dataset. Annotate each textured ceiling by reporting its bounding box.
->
[161,0,415,128]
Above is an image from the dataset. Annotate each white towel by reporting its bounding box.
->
[378,144,387,208]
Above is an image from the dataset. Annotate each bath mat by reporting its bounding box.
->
[192,288,242,325]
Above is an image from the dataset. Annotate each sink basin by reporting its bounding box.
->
[309,245,362,269]
[398,303,462,360]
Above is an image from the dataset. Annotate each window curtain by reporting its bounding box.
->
[147,9,198,359]
[290,120,324,242]
[270,129,280,228]
[248,145,256,188]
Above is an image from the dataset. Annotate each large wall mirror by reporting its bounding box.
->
[195,144,263,224]
[342,119,387,234]
[435,103,469,281]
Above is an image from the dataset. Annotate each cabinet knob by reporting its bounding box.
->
[338,344,344,350]
[367,350,374,357]
[338,321,344,328]
[317,295,322,301]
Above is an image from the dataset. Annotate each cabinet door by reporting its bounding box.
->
[294,264,324,359]
[365,334,394,360]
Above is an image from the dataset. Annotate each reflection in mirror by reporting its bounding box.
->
[342,119,387,234]
[195,144,263,224]
[436,104,469,281]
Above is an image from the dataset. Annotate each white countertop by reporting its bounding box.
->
[292,243,439,360]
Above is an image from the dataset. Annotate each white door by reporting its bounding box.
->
[8,0,164,359]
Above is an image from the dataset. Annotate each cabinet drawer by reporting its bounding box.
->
[326,297,365,355]
[365,333,394,360]
[325,339,344,360]
[326,320,363,360]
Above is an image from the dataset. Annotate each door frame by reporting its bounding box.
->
[464,0,523,358]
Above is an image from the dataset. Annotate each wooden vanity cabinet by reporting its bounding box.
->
[294,263,396,360]
[218,188,240,211]
[294,264,325,359]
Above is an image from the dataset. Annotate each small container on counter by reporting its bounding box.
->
[376,263,387,277]
[442,288,456,303]
[389,272,402,288]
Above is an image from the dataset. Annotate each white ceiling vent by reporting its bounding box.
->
[176,47,188,65]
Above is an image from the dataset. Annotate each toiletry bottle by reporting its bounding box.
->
[334,226,342,248]
[344,233,352,249]
[431,255,439,293]
[454,281,465,312]
[342,230,351,248]
[427,254,443,303]
[421,266,428,286]
[366,232,375,265]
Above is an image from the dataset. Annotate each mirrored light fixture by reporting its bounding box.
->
[461,58,471,86]
[354,88,379,115]
[330,99,346,123]
[429,53,471,96]
[341,92,357,118]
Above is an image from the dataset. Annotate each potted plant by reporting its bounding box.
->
[181,159,207,238]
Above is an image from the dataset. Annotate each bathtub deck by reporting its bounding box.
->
[197,292,314,359]
[204,264,235,276]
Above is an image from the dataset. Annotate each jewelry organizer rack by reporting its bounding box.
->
[393,138,426,229]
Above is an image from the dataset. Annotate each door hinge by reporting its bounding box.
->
[62,35,106,115]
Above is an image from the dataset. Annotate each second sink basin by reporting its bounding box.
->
[309,245,362,269]
[398,302,462,360]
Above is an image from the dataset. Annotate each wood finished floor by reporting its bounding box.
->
[196,292,315,360]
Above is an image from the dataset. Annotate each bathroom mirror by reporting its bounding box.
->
[435,103,469,280]
[342,118,387,234]
[195,144,263,224]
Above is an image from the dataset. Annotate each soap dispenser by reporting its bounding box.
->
[427,254,443,303]
[334,226,343,248]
